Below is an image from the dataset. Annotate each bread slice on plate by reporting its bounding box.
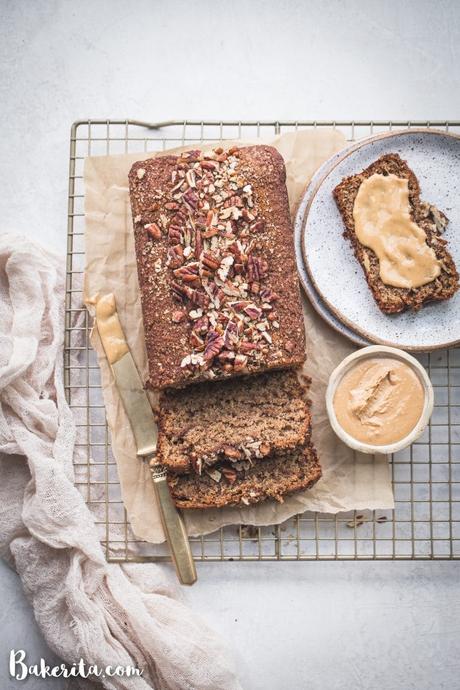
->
[333,153,459,313]
[167,443,322,509]
[156,370,311,474]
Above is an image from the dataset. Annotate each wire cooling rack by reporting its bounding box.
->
[65,119,460,562]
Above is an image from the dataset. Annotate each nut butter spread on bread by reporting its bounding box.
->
[333,153,459,313]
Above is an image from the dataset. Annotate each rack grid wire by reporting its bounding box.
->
[65,119,460,562]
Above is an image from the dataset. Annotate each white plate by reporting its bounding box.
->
[294,147,370,347]
[302,129,460,351]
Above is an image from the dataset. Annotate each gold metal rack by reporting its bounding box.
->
[65,119,460,562]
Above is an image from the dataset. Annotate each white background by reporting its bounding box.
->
[1,1,460,688]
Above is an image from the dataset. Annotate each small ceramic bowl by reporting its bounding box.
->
[326,345,434,455]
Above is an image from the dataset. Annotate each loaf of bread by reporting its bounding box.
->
[167,444,321,509]
[156,370,311,474]
[129,145,305,389]
[333,153,459,313]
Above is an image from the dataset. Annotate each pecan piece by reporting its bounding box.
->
[168,225,182,243]
[202,252,220,270]
[194,229,203,259]
[167,245,184,269]
[244,304,262,320]
[200,160,218,171]
[222,445,243,460]
[248,255,268,282]
[260,288,279,303]
[193,315,209,334]
[190,454,203,475]
[221,467,238,484]
[234,353,248,370]
[182,188,199,209]
[181,274,201,286]
[223,320,239,349]
[239,341,259,354]
[189,289,209,308]
[145,222,161,239]
[224,195,244,209]
[171,310,186,323]
[190,331,205,349]
[185,169,196,187]
[171,211,188,225]
[251,219,266,233]
[181,149,201,161]
[173,263,199,279]
[202,226,219,239]
[171,282,208,307]
[217,350,236,362]
[204,330,225,361]
[230,300,251,311]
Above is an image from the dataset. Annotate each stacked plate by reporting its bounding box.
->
[294,129,460,351]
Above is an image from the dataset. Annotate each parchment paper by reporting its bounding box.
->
[84,129,394,544]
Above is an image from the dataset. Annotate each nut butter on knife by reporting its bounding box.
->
[94,293,197,586]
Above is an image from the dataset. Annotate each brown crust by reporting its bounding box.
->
[167,444,322,509]
[129,145,305,389]
[333,153,459,313]
[156,370,311,474]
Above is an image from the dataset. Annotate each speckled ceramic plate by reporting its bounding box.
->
[294,147,371,347]
[302,129,460,351]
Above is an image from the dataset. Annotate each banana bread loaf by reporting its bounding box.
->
[156,370,311,474]
[129,145,305,389]
[333,153,459,313]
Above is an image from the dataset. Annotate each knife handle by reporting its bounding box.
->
[149,464,197,586]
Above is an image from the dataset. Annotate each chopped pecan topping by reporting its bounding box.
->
[144,147,280,376]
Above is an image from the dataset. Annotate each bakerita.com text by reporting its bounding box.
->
[9,650,143,680]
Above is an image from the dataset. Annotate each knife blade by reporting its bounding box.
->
[94,293,197,586]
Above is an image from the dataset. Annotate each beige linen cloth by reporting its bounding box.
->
[0,233,242,690]
[84,130,394,544]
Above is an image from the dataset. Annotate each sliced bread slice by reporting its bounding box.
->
[333,153,459,313]
[167,443,321,509]
[156,370,311,474]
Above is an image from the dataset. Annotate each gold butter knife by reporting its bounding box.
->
[94,293,197,586]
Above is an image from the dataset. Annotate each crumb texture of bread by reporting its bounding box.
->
[167,444,322,509]
[129,145,305,389]
[157,370,311,474]
[333,153,459,313]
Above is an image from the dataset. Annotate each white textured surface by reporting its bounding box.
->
[1,0,460,688]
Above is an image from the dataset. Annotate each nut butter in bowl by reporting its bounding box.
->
[326,345,434,454]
